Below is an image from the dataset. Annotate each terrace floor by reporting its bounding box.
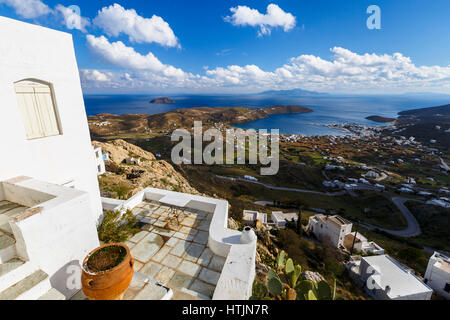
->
[123,200,225,300]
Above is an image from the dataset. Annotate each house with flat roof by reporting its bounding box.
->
[307,214,384,255]
[307,214,352,248]
[424,252,450,299]
[271,211,298,227]
[358,255,433,300]
[242,210,267,226]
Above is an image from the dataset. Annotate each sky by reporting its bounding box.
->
[1,0,450,94]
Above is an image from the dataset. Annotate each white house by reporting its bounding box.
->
[307,214,384,255]
[343,232,385,255]
[424,252,450,299]
[242,210,267,226]
[358,255,433,300]
[93,146,106,175]
[125,157,141,165]
[271,211,298,227]
[307,214,352,248]
[0,17,102,299]
[0,17,102,221]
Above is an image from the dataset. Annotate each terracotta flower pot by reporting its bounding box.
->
[81,243,134,300]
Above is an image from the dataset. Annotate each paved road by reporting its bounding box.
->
[356,197,422,237]
[215,175,347,196]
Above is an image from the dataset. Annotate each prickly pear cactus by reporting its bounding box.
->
[267,269,283,297]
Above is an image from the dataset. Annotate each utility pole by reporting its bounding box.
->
[350,227,358,255]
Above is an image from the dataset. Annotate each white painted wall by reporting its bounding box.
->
[5,177,100,299]
[0,16,102,222]
[424,252,450,299]
[93,147,106,175]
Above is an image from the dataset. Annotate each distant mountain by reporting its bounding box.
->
[259,88,327,96]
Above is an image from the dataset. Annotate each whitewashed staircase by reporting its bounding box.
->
[0,201,66,300]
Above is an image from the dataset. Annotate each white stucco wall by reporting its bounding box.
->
[0,16,102,222]
[93,147,106,175]
[424,253,450,299]
[4,177,100,299]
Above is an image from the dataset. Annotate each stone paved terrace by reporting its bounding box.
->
[124,200,226,300]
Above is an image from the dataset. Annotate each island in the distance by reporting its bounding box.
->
[366,115,396,123]
[150,97,174,104]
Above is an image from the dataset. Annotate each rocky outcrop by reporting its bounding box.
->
[93,139,201,198]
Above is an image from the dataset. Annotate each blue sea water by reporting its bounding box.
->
[83,94,450,136]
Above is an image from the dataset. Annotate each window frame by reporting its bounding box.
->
[14,79,63,140]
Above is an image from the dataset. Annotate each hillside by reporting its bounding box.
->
[93,139,201,198]
[88,105,313,138]
[397,104,450,125]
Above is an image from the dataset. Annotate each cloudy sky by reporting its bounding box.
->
[1,0,450,94]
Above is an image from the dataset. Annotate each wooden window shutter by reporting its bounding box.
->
[14,80,61,139]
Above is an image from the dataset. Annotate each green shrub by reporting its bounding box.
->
[97,209,140,244]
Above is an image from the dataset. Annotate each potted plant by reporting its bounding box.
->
[81,243,134,300]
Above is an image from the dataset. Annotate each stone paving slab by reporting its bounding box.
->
[189,279,215,298]
[198,268,221,286]
[123,201,225,300]
[131,233,164,263]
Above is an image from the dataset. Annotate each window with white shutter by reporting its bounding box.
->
[14,80,61,140]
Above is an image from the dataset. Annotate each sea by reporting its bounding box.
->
[83,94,450,136]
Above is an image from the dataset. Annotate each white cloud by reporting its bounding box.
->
[82,44,450,94]
[206,65,275,86]
[272,47,450,91]
[93,3,179,47]
[225,4,296,36]
[80,69,110,82]
[56,5,90,32]
[0,0,51,19]
[86,35,187,81]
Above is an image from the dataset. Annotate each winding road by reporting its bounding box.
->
[356,197,422,238]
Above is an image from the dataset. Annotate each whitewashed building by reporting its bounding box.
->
[307,214,383,254]
[424,252,450,299]
[93,146,106,175]
[271,211,298,227]
[242,210,267,226]
[307,214,352,248]
[358,255,433,300]
[343,232,385,255]
[0,17,103,299]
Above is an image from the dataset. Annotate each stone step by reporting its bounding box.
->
[0,270,51,300]
[0,202,27,235]
[0,233,16,263]
[0,258,38,292]
[38,288,66,300]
